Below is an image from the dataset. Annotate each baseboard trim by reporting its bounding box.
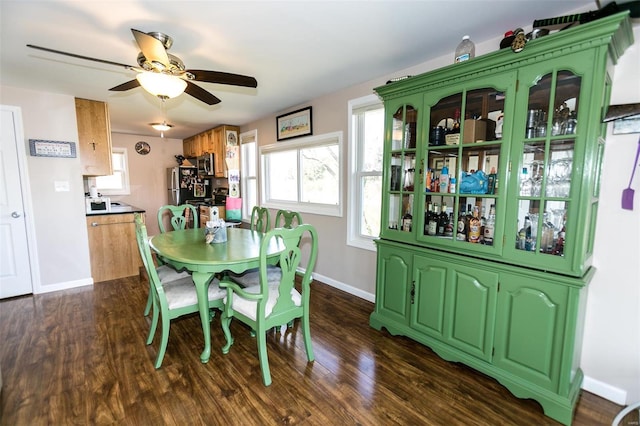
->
[34,277,93,294]
[311,271,375,303]
[582,375,627,405]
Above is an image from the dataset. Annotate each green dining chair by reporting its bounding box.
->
[250,205,270,233]
[134,214,225,368]
[227,206,276,287]
[274,209,303,229]
[219,223,318,386]
[144,203,198,316]
[157,204,198,233]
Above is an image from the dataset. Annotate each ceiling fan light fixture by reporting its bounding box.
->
[136,72,187,98]
[150,122,173,132]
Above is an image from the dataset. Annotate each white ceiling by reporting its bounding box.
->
[1,1,596,140]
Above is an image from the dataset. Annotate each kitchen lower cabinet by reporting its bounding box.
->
[370,240,591,425]
[86,213,143,282]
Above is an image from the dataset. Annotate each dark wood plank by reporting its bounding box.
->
[0,275,625,425]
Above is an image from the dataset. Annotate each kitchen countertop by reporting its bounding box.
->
[86,203,145,216]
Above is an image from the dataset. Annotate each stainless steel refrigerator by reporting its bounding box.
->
[167,166,211,205]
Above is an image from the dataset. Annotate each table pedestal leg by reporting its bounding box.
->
[192,271,213,363]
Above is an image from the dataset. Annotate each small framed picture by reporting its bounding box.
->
[194,183,205,197]
[277,106,312,141]
[29,139,76,158]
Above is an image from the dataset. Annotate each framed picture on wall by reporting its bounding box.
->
[276,106,312,141]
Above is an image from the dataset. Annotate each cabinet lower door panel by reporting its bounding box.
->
[446,265,498,362]
[375,246,411,325]
[411,258,447,338]
[494,273,569,392]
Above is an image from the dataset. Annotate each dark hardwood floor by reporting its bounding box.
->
[0,274,624,425]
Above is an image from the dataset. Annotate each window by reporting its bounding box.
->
[95,147,130,195]
[347,95,384,250]
[261,132,342,217]
[240,130,258,221]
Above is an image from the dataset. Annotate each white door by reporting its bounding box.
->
[0,106,33,298]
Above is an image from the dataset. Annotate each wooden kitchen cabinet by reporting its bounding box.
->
[184,124,239,177]
[86,213,143,282]
[75,98,113,176]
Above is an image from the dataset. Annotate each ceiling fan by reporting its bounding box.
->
[26,28,258,105]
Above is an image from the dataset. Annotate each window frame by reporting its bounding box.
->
[94,147,130,196]
[347,94,384,251]
[260,131,343,217]
[240,129,258,222]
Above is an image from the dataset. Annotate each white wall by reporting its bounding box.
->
[242,21,640,405]
[582,22,640,405]
[0,86,92,292]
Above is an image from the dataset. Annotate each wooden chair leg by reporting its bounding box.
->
[154,316,171,369]
[256,329,272,386]
[143,288,152,316]
[147,301,159,345]
[302,313,315,362]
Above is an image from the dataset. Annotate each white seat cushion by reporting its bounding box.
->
[228,265,282,287]
[156,265,190,282]
[227,284,301,320]
[164,277,225,310]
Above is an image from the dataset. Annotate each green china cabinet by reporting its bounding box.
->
[370,13,633,425]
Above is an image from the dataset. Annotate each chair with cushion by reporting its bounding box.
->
[134,214,225,368]
[157,204,198,233]
[143,203,198,316]
[219,223,318,386]
[227,206,275,287]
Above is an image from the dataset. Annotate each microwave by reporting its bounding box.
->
[197,153,215,176]
[86,197,111,213]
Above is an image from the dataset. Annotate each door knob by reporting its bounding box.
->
[11,211,21,218]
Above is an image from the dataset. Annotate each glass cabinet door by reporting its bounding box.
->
[383,101,418,238]
[419,72,516,253]
[514,71,580,259]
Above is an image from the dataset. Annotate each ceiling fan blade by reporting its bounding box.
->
[109,80,141,92]
[26,44,136,70]
[184,81,221,105]
[188,70,258,88]
[131,29,171,69]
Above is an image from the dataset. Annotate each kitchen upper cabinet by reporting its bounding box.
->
[183,125,239,178]
[75,98,113,176]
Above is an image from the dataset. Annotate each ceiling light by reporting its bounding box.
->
[136,72,187,98]
[150,122,173,132]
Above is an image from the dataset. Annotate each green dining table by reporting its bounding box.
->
[148,227,283,363]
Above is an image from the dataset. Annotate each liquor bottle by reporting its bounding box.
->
[483,204,496,245]
[424,203,432,235]
[428,203,438,236]
[444,212,454,237]
[487,167,497,195]
[402,207,413,232]
[456,205,467,241]
[437,204,449,236]
[468,206,481,243]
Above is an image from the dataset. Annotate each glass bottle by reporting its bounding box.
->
[483,204,496,246]
[437,203,449,236]
[428,203,439,236]
[402,207,413,232]
[455,35,475,63]
[456,205,467,241]
[468,206,481,243]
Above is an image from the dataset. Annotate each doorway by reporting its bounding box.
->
[0,105,37,298]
